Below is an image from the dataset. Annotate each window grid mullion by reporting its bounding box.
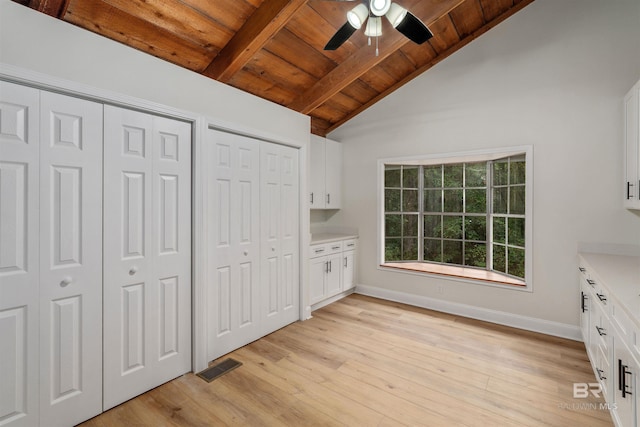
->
[417,165,424,262]
[487,160,493,271]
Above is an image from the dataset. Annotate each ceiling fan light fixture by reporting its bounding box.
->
[370,0,391,17]
[347,4,369,29]
[386,3,407,28]
[364,16,382,37]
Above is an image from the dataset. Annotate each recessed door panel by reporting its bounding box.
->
[159,276,178,359]
[0,306,27,425]
[50,296,81,403]
[0,162,27,275]
[122,172,146,259]
[51,166,81,268]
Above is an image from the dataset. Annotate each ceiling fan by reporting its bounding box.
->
[323,0,433,52]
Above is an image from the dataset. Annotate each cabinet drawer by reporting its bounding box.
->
[310,241,343,258]
[310,243,330,258]
[591,301,611,356]
[343,239,357,251]
[327,241,343,255]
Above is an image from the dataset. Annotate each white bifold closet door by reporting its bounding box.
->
[0,81,40,427]
[207,129,299,362]
[103,106,191,410]
[0,82,103,427]
[260,142,300,333]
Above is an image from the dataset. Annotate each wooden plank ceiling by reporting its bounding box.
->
[16,0,534,136]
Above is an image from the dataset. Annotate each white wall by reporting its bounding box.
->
[0,1,309,142]
[328,0,640,326]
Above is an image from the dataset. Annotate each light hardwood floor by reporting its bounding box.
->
[80,294,613,426]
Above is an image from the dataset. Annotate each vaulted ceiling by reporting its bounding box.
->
[14,0,534,136]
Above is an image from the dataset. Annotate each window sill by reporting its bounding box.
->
[381,262,527,288]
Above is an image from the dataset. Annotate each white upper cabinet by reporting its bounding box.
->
[309,135,342,209]
[624,79,640,210]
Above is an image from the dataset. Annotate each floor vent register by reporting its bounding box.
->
[196,358,243,383]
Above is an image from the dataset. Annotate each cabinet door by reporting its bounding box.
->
[39,91,103,426]
[310,257,327,304]
[613,338,636,427]
[103,106,191,410]
[324,139,342,209]
[0,81,40,427]
[580,282,591,349]
[343,250,355,291]
[309,136,325,208]
[326,253,342,297]
[624,83,639,209]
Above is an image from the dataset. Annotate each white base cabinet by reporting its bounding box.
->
[310,238,357,307]
[579,253,640,427]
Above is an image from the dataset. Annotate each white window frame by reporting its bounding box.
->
[377,146,534,292]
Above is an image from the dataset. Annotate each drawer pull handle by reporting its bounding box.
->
[619,359,634,398]
[578,267,586,272]
[586,279,596,286]
[597,368,607,381]
[595,326,606,336]
[315,249,325,254]
[581,292,588,313]
[311,192,314,204]
[332,246,341,250]
[347,243,355,247]
[596,293,607,303]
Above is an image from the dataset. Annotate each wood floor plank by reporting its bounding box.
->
[80,294,613,426]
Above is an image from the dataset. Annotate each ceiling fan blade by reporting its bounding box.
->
[324,22,358,50]
[395,11,433,44]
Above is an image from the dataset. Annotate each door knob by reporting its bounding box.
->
[129,266,138,275]
[271,247,275,252]
[243,250,249,256]
[60,276,72,287]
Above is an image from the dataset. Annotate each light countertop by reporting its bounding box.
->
[311,233,358,245]
[579,252,640,325]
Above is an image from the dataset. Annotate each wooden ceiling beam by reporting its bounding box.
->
[203,0,309,82]
[323,0,536,135]
[27,0,70,17]
[287,0,465,115]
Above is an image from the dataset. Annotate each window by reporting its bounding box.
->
[380,148,532,289]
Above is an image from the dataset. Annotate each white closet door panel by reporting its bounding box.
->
[279,146,299,317]
[150,116,191,376]
[103,106,153,410]
[0,82,40,427]
[104,107,191,410]
[38,91,103,427]
[206,130,260,361]
[260,144,299,333]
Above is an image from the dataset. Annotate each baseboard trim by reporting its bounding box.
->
[311,289,356,312]
[355,284,582,341]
